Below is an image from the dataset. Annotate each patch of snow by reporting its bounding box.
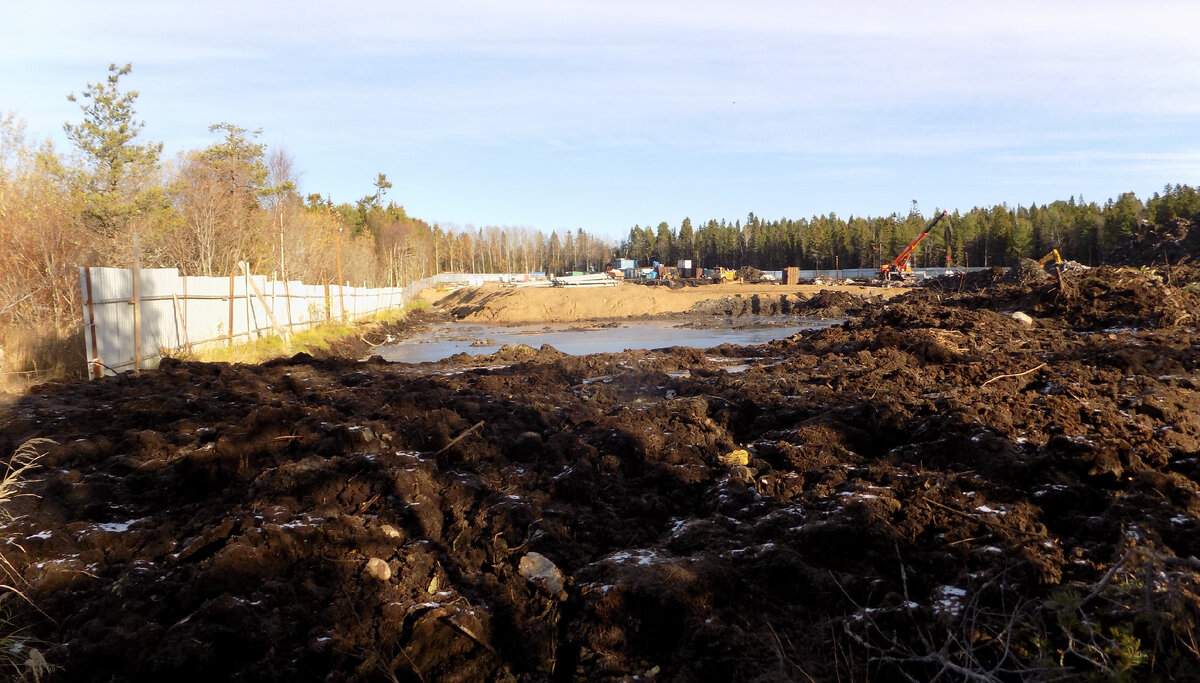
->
[932,585,967,617]
[96,520,138,533]
[605,549,660,566]
[1033,484,1067,497]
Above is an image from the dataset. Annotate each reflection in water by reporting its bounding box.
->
[378,318,838,364]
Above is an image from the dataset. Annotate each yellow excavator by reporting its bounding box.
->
[1037,249,1063,267]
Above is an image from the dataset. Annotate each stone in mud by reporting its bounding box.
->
[718,448,750,466]
[364,557,392,581]
[519,552,568,600]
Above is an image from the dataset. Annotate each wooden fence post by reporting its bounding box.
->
[172,294,191,352]
[336,227,346,322]
[132,233,142,372]
[323,272,331,322]
[241,262,290,341]
[84,265,103,379]
[228,268,235,347]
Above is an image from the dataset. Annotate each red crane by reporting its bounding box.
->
[879,210,950,280]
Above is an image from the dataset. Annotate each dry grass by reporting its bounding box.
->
[0,324,85,393]
[0,438,57,682]
[186,302,425,365]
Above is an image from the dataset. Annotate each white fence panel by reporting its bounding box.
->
[80,267,512,378]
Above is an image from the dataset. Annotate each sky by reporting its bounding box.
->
[3,0,1199,239]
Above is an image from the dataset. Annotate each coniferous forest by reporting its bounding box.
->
[617,188,1200,272]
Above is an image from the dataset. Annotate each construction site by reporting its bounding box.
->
[2,226,1200,680]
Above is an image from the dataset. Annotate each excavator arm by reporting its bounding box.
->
[1037,249,1063,267]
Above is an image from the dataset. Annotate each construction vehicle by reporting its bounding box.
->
[879,210,950,280]
[712,267,737,282]
[1037,249,1063,267]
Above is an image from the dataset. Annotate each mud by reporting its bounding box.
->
[2,264,1200,682]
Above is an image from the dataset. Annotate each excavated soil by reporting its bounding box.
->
[2,265,1200,682]
[435,280,900,325]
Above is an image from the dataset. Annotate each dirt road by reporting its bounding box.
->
[1,265,1199,681]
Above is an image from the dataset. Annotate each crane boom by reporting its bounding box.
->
[879,210,949,280]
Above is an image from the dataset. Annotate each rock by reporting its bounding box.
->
[728,465,757,485]
[379,524,402,539]
[1011,311,1034,326]
[516,431,543,444]
[364,557,392,581]
[718,449,750,467]
[518,552,567,600]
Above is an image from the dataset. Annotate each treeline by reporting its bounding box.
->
[0,64,612,346]
[619,187,1200,271]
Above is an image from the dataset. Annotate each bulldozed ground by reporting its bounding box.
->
[2,263,1200,681]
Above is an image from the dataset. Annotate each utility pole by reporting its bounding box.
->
[279,212,293,332]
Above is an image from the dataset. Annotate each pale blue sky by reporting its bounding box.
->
[3,0,1198,239]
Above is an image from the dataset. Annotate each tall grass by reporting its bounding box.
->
[0,325,86,393]
[0,438,57,682]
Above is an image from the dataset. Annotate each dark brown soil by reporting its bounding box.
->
[687,290,877,319]
[2,264,1200,682]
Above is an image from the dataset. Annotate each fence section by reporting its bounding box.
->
[79,267,499,377]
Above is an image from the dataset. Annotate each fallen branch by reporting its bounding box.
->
[981,363,1046,387]
[766,621,816,683]
[434,421,485,456]
[1078,549,1134,611]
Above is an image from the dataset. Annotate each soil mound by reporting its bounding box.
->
[793,289,874,318]
[735,266,767,283]
[688,294,795,316]
[3,266,1200,681]
[688,291,872,318]
[1121,217,1200,265]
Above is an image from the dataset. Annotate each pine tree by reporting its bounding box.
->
[64,62,163,238]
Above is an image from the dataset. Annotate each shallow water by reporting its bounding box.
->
[378,318,838,364]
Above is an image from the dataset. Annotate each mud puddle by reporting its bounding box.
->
[377,318,837,364]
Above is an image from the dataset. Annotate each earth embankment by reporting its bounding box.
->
[432,280,900,324]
